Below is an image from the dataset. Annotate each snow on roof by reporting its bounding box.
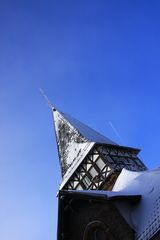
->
[64,189,141,201]
[61,168,160,239]
[113,168,160,240]
[53,108,117,188]
[59,142,95,190]
[62,111,117,145]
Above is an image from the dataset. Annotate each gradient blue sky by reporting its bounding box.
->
[1,1,160,239]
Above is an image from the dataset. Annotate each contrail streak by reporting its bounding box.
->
[109,121,124,145]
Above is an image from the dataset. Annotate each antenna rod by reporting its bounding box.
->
[39,88,55,110]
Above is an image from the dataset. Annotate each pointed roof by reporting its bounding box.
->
[52,107,117,188]
[61,112,117,145]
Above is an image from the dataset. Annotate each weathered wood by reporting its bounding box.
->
[57,191,135,240]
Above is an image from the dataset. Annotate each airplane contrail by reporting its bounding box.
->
[109,121,124,145]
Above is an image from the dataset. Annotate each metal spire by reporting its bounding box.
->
[39,88,56,111]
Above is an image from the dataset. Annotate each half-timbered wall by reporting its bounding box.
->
[64,144,147,190]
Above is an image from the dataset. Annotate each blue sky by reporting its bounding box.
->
[1,0,160,239]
